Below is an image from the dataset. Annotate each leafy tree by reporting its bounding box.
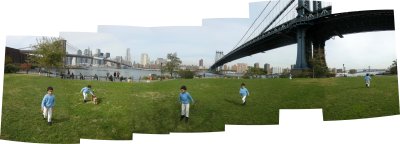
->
[244,66,265,78]
[29,37,66,76]
[163,53,182,78]
[390,59,397,74]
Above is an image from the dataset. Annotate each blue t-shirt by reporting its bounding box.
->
[81,87,93,94]
[239,87,249,97]
[41,94,55,108]
[180,92,194,104]
[364,76,371,82]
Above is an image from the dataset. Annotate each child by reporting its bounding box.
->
[239,83,250,105]
[41,87,55,126]
[364,73,372,88]
[179,85,194,123]
[80,85,95,103]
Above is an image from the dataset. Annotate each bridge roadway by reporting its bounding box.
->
[20,50,132,67]
[210,9,395,70]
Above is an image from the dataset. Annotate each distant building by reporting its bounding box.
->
[5,47,28,64]
[236,63,248,73]
[105,53,110,59]
[272,67,282,74]
[125,48,132,64]
[264,63,271,74]
[231,64,238,72]
[254,62,260,69]
[223,64,228,71]
[199,59,204,67]
[141,53,150,66]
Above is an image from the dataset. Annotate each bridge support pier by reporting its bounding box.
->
[311,39,327,69]
[294,27,311,69]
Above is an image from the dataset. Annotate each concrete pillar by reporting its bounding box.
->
[295,28,311,69]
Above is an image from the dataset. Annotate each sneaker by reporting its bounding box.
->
[180,115,185,121]
[185,117,189,123]
[48,122,52,126]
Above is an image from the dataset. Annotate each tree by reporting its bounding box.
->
[163,53,182,78]
[244,67,265,78]
[29,37,66,76]
[390,59,397,74]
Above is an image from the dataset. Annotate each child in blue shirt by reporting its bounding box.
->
[364,73,372,88]
[179,85,194,123]
[41,87,55,126]
[239,83,250,105]
[81,85,94,103]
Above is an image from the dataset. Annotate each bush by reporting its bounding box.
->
[4,64,20,73]
[178,70,195,79]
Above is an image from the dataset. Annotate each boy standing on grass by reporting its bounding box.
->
[364,73,372,88]
[179,85,194,123]
[41,87,55,126]
[80,85,94,103]
[239,83,250,105]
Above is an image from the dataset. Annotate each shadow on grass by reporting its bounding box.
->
[53,116,70,124]
[224,98,242,106]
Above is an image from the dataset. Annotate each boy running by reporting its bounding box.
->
[364,73,372,88]
[41,87,55,126]
[239,83,250,105]
[179,85,194,123]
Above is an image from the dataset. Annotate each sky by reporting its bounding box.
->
[1,0,400,144]
[3,0,397,70]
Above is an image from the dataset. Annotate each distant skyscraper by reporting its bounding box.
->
[199,59,204,67]
[254,62,260,69]
[264,63,270,74]
[141,53,150,66]
[95,49,101,57]
[106,53,110,58]
[125,48,131,63]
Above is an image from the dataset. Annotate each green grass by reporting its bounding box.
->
[1,74,399,143]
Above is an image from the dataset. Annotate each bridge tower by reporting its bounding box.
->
[294,0,312,69]
[294,0,328,71]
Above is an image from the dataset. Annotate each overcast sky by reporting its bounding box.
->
[3,0,398,70]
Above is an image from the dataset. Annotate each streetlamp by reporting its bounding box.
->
[160,62,163,81]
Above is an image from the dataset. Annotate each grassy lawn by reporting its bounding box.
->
[1,74,399,143]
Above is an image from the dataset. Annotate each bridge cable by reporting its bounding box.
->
[272,2,298,29]
[232,1,272,51]
[260,0,295,34]
[244,0,281,43]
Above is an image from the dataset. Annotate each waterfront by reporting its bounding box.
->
[66,67,161,81]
